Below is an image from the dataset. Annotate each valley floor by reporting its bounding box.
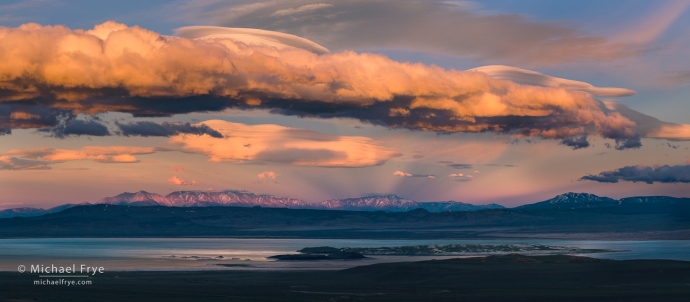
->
[2,254,690,302]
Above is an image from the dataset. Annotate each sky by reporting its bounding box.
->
[1,0,690,208]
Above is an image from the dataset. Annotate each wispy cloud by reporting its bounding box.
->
[613,0,690,45]
[170,120,401,168]
[271,3,332,17]
[5,146,157,164]
[200,0,636,66]
[0,156,51,170]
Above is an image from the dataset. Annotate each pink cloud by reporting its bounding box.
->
[393,171,412,177]
[258,171,279,180]
[172,165,185,172]
[167,176,198,186]
[4,146,156,164]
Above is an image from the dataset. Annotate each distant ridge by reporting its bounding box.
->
[2,191,687,219]
[0,203,87,218]
[516,192,690,210]
[95,190,504,213]
[516,193,619,210]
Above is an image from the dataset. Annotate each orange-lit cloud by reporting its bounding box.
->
[0,22,649,148]
[4,146,156,163]
[172,165,185,172]
[258,171,279,179]
[167,175,198,185]
[169,120,401,167]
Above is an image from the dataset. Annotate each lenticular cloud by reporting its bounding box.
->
[0,21,670,148]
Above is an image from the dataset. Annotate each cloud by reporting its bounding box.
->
[38,119,110,138]
[175,26,329,54]
[0,103,67,133]
[471,65,635,97]
[603,101,690,141]
[0,21,681,148]
[447,163,473,169]
[612,0,690,45]
[5,146,157,164]
[560,135,590,150]
[168,175,198,185]
[581,164,690,184]
[475,67,690,144]
[169,120,401,167]
[393,171,411,177]
[0,156,51,170]
[202,0,635,66]
[393,170,435,178]
[271,3,332,17]
[449,172,474,182]
[117,121,223,138]
[172,165,185,172]
[258,171,279,179]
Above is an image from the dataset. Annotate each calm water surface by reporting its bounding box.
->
[0,238,687,271]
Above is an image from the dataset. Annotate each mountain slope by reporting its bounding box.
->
[417,201,505,212]
[516,193,619,210]
[317,195,418,211]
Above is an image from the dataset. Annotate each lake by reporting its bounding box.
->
[1,238,688,271]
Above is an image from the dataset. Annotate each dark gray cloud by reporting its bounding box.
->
[452,178,472,182]
[0,104,67,132]
[614,137,642,150]
[448,163,473,169]
[581,164,690,184]
[444,162,516,169]
[117,121,223,138]
[560,135,590,150]
[197,0,635,66]
[39,119,110,138]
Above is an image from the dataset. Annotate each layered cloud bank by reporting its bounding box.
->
[0,22,688,149]
[3,120,402,168]
[581,164,690,184]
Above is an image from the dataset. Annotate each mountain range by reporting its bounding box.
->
[96,190,505,212]
[1,191,688,219]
